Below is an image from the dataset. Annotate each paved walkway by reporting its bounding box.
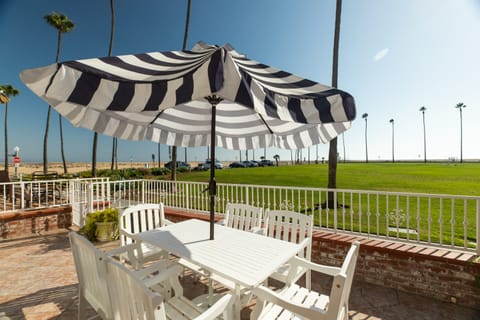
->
[0,229,478,320]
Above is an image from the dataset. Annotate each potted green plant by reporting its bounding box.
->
[80,207,119,242]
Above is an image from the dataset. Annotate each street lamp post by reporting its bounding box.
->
[13,146,20,177]
[389,119,395,163]
[419,106,427,163]
[455,103,466,163]
[362,113,368,163]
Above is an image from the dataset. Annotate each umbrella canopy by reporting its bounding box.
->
[20,41,356,239]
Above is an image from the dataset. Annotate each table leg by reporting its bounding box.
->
[234,284,241,320]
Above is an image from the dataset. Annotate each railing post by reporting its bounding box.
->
[333,190,338,232]
[477,199,480,255]
[106,178,111,205]
[20,182,25,209]
[88,182,94,213]
[141,180,145,204]
[185,183,190,210]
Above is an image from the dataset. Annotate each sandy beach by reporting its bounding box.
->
[3,161,191,177]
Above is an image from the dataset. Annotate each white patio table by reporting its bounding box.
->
[133,218,302,319]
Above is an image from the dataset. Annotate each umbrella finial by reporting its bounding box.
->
[206,95,223,106]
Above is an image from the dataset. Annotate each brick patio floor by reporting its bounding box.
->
[0,229,478,320]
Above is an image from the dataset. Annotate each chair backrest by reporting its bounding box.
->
[105,257,165,320]
[252,242,360,320]
[69,232,112,320]
[263,210,313,260]
[327,241,360,320]
[105,257,235,320]
[120,203,166,246]
[224,203,263,231]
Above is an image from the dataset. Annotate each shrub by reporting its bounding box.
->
[79,207,119,241]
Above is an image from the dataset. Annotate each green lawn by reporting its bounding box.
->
[175,162,480,248]
[178,162,480,196]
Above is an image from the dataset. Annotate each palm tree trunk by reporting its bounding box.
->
[56,30,68,174]
[109,0,117,172]
[157,143,161,167]
[92,132,98,177]
[43,106,51,174]
[111,137,116,170]
[327,0,342,208]
[4,102,8,171]
[171,0,192,181]
[59,115,67,173]
[95,0,116,176]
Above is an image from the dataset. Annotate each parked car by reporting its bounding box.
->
[164,161,191,170]
[229,161,247,168]
[260,159,274,166]
[242,160,258,167]
[204,159,224,169]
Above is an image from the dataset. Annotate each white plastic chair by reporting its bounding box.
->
[119,203,171,264]
[69,231,143,319]
[251,241,360,320]
[220,203,263,232]
[263,210,314,289]
[105,257,235,320]
[185,203,263,304]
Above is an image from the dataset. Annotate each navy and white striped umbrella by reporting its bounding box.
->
[20,41,356,239]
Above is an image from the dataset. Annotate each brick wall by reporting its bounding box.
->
[165,208,480,310]
[0,207,72,239]
[312,231,480,310]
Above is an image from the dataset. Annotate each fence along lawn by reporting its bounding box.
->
[178,162,480,248]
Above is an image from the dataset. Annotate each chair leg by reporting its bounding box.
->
[77,291,87,320]
[306,270,312,290]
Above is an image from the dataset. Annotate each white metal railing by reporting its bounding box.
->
[80,179,479,253]
[0,177,109,213]
[1,178,478,253]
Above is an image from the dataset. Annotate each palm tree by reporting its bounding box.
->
[419,106,427,163]
[171,0,192,181]
[389,118,395,163]
[455,102,466,163]
[362,113,368,163]
[0,85,19,172]
[273,154,280,167]
[44,12,75,174]
[327,0,343,207]
[0,89,8,104]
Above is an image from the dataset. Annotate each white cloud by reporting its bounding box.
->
[373,48,389,62]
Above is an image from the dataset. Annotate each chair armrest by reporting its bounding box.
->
[252,285,326,319]
[297,237,311,251]
[119,229,136,241]
[139,264,184,289]
[250,226,264,235]
[105,243,142,269]
[134,259,171,279]
[290,256,341,277]
[105,242,140,257]
[164,218,174,226]
[215,219,226,226]
[193,293,234,320]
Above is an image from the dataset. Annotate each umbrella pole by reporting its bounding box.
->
[207,95,223,240]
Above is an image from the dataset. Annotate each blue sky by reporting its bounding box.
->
[1,0,479,164]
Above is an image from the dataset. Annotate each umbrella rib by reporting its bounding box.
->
[150,110,165,125]
[257,113,274,134]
